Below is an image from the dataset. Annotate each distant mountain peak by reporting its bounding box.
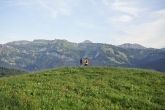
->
[83,40,93,43]
[118,43,146,49]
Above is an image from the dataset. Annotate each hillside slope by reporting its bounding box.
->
[0,66,27,77]
[0,67,164,109]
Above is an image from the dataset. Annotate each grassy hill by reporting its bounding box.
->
[0,66,164,109]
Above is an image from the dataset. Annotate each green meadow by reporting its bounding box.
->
[0,66,165,110]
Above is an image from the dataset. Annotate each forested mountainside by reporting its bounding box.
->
[0,39,165,72]
[139,58,165,72]
[0,66,27,77]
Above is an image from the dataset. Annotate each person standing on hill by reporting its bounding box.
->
[84,58,88,66]
[80,58,83,67]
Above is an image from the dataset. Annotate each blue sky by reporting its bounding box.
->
[0,0,165,48]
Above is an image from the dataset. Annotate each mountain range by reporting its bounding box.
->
[0,39,165,72]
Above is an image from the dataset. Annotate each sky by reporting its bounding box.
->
[0,0,165,48]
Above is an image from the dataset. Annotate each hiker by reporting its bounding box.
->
[84,58,88,66]
[80,58,83,67]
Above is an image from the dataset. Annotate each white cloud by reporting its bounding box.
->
[103,0,146,16]
[37,0,71,19]
[102,0,165,48]
[109,15,133,22]
[120,15,133,22]
[116,10,165,48]
[112,0,140,16]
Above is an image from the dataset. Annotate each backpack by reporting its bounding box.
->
[86,59,88,64]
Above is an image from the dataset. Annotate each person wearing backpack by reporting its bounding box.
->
[84,58,88,66]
